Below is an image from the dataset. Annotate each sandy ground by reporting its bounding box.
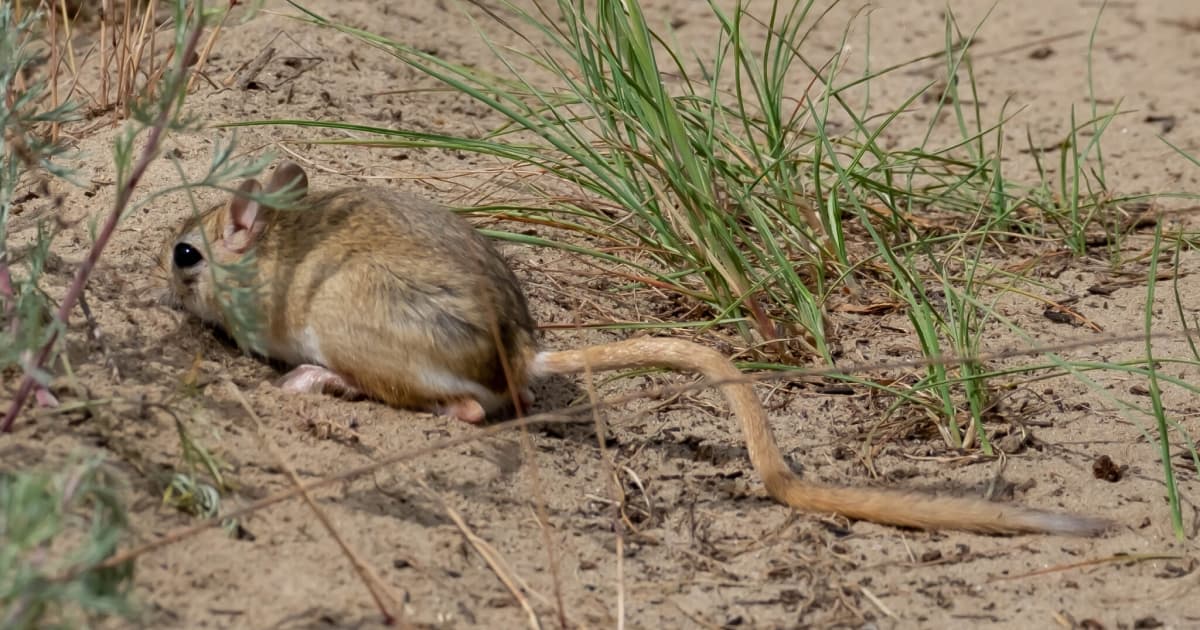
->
[6,0,1200,628]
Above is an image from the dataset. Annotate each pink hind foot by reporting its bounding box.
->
[438,388,533,423]
[278,364,363,399]
[435,398,487,423]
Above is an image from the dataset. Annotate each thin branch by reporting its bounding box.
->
[45,328,1178,580]
[414,475,542,630]
[1,12,205,433]
[84,411,594,576]
[231,385,403,627]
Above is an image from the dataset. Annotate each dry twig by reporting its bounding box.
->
[1,9,205,432]
[231,384,405,627]
[413,475,543,630]
[50,330,1185,582]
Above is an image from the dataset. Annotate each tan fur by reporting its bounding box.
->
[534,339,1109,535]
[163,167,534,414]
[164,161,1111,536]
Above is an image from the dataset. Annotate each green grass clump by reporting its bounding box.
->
[230,1,1200,531]
[0,457,135,629]
[0,0,276,620]
[252,2,1145,432]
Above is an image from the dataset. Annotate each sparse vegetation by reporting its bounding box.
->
[266,0,1199,491]
[2,0,1200,626]
[0,0,260,622]
[0,457,134,630]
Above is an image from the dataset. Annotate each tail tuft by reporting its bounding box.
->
[1012,510,1113,537]
[529,350,552,378]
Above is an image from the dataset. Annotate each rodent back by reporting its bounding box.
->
[259,186,539,394]
[275,186,538,353]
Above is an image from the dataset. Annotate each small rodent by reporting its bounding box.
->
[162,160,1112,536]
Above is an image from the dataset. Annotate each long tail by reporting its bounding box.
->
[532,338,1111,535]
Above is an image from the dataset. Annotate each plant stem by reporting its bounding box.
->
[1,20,204,434]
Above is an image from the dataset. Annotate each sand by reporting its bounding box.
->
[5,0,1200,628]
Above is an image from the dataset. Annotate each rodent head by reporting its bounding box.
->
[161,161,310,329]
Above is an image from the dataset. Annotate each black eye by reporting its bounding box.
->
[173,243,203,269]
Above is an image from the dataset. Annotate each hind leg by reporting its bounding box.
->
[433,398,488,423]
[423,379,513,423]
[302,311,525,422]
[282,363,493,423]
[332,355,510,423]
[276,362,524,425]
[279,363,489,422]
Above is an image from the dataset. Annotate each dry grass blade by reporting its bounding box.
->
[580,360,627,630]
[412,475,544,630]
[230,384,404,627]
[49,327,1189,580]
[859,586,898,620]
[988,553,1185,582]
[41,1,223,122]
[486,315,569,629]
[187,1,233,91]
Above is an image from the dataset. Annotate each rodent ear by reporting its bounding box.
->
[266,161,309,199]
[222,179,266,253]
